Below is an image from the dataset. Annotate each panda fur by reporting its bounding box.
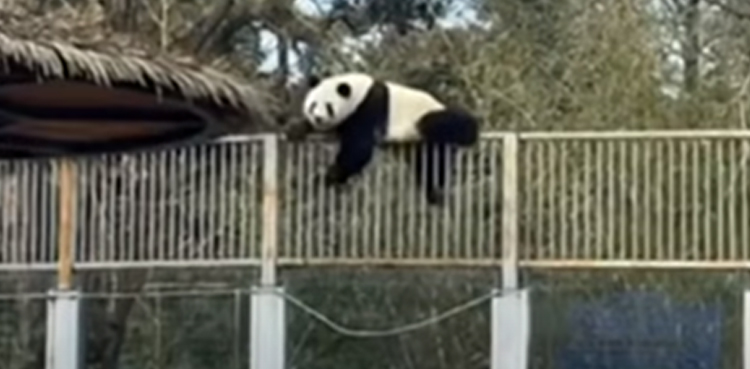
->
[297,72,479,205]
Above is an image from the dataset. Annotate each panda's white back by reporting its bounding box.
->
[383,82,445,142]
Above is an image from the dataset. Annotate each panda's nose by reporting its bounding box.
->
[314,117,324,125]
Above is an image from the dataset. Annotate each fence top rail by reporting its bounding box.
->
[515,129,750,140]
[211,130,750,144]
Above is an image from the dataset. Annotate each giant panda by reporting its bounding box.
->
[288,72,480,205]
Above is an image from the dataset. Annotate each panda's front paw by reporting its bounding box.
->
[285,121,313,142]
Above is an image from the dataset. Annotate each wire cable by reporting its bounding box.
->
[276,288,514,338]
[0,286,525,339]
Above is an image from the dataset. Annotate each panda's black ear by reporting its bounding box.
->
[307,75,321,88]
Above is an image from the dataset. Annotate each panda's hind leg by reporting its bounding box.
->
[412,143,456,205]
[411,109,479,205]
[417,109,480,147]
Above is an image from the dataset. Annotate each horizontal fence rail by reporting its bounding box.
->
[0,130,749,270]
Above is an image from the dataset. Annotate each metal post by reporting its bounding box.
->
[260,134,279,286]
[491,288,529,369]
[250,134,285,369]
[501,134,519,289]
[46,290,83,369]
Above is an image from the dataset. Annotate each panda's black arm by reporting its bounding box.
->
[324,128,377,186]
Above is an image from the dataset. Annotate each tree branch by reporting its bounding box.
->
[705,0,750,19]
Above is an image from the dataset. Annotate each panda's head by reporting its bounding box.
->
[302,73,375,130]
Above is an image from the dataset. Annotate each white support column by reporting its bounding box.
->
[492,134,525,369]
[260,134,280,287]
[250,134,285,369]
[250,286,286,369]
[45,289,83,369]
[501,133,519,289]
[744,291,750,369]
[491,288,530,369]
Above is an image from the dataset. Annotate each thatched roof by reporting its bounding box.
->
[0,4,276,129]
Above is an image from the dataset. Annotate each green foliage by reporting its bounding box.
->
[327,0,452,35]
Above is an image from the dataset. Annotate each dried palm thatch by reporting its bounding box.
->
[0,2,276,129]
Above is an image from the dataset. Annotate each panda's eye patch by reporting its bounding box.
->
[336,83,352,98]
[326,103,335,117]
